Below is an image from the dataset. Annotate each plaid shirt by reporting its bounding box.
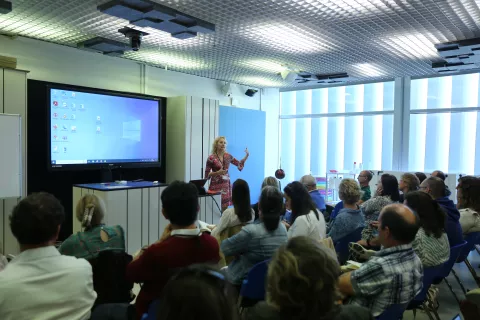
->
[350,244,423,317]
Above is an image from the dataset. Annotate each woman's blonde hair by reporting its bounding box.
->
[211,136,227,154]
[266,236,340,320]
[338,178,361,205]
[261,176,279,190]
[401,173,420,193]
[76,194,106,230]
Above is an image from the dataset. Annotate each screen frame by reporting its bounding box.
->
[46,84,164,171]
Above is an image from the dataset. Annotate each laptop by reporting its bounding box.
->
[190,179,207,195]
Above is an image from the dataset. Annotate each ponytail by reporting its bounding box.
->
[75,194,106,230]
[259,186,283,232]
[82,204,95,229]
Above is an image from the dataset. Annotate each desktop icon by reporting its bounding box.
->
[71,114,76,120]
[53,135,57,140]
[61,91,67,96]
[53,101,58,107]
[80,104,85,109]
[96,126,101,132]
[71,103,76,109]
[71,125,77,132]
[53,146,58,152]
[71,92,76,97]
[63,147,67,153]
[62,125,67,130]
[62,102,67,107]
[96,116,101,121]
[53,124,58,130]
[63,114,67,119]
[53,113,58,118]
[62,136,67,140]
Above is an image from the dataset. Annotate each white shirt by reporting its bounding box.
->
[288,210,326,241]
[0,246,97,320]
[211,208,254,237]
[459,208,480,234]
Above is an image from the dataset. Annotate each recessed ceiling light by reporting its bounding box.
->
[353,63,384,77]
[245,23,331,53]
[241,60,287,73]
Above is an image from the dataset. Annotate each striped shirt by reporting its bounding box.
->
[412,227,450,267]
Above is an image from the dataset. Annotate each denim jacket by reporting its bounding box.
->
[220,220,288,285]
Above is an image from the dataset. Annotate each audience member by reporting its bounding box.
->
[212,179,254,238]
[126,181,220,320]
[415,172,427,184]
[339,204,422,317]
[246,237,373,320]
[361,174,400,241]
[432,170,452,197]
[328,179,366,243]
[398,173,420,202]
[283,181,326,240]
[252,176,280,221]
[420,177,463,246]
[0,192,96,320]
[457,176,480,234]
[405,191,449,267]
[157,265,239,320]
[300,174,326,212]
[221,186,288,286]
[357,170,373,204]
[59,194,125,259]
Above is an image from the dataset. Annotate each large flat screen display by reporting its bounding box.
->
[49,87,161,169]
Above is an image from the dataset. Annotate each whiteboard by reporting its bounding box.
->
[0,114,21,198]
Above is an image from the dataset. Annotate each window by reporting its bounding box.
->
[409,73,480,175]
[279,82,395,183]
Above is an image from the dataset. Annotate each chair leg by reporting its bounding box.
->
[452,268,468,295]
[424,308,435,320]
[464,258,480,287]
[444,277,461,305]
[412,308,416,319]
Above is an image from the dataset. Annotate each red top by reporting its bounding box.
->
[126,232,220,319]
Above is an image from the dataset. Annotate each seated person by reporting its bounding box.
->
[221,186,288,286]
[246,236,372,320]
[398,173,420,203]
[300,174,326,212]
[59,194,125,259]
[421,177,463,246]
[405,191,450,267]
[252,176,280,221]
[0,192,96,320]
[212,179,254,238]
[158,265,239,320]
[126,181,220,320]
[339,204,423,317]
[457,176,480,234]
[283,181,326,240]
[432,170,452,197]
[357,170,373,205]
[328,179,366,243]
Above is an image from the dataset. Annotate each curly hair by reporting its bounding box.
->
[457,176,480,213]
[266,236,341,320]
[401,173,420,193]
[211,136,227,154]
[338,178,361,205]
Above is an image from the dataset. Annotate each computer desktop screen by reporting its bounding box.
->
[49,87,160,169]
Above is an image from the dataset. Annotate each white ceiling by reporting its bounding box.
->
[1,0,480,88]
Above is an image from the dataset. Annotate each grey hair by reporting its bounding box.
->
[262,176,279,190]
[300,175,316,188]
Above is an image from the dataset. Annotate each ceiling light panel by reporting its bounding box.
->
[2,0,480,88]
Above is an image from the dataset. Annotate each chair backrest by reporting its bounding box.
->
[142,299,161,320]
[376,303,407,320]
[457,232,480,263]
[239,259,270,300]
[412,265,443,303]
[89,249,134,305]
[436,241,467,280]
[334,227,363,265]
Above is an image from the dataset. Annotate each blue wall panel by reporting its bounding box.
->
[219,106,266,204]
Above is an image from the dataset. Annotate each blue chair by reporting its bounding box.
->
[407,265,443,320]
[376,303,407,320]
[238,259,270,310]
[450,232,480,296]
[334,227,363,265]
[432,241,467,304]
[141,299,160,320]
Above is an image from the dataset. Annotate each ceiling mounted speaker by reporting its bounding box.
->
[0,0,12,14]
[281,70,297,82]
[221,83,232,97]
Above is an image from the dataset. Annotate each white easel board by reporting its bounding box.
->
[0,113,21,198]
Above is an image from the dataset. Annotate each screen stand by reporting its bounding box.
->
[101,167,113,182]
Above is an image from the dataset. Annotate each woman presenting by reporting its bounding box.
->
[205,136,249,211]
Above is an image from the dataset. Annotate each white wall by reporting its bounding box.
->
[0,35,280,179]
